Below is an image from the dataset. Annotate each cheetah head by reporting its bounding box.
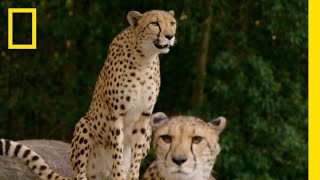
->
[127,10,177,55]
[150,112,227,180]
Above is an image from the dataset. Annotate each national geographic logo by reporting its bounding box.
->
[8,8,37,49]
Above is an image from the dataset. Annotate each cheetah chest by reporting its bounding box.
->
[122,65,160,141]
[86,58,160,178]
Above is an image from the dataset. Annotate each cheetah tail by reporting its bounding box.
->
[0,139,71,180]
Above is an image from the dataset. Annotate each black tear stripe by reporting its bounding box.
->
[158,21,162,38]
[5,139,10,155]
[164,126,173,167]
[205,138,213,155]
[0,140,3,155]
[164,142,171,168]
[14,144,22,156]
[191,128,197,170]
[153,17,161,39]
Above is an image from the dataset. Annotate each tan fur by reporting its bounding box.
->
[0,10,176,180]
[143,113,226,180]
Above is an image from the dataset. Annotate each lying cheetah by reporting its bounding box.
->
[142,112,226,180]
[0,10,176,180]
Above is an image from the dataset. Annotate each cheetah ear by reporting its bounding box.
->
[127,11,142,27]
[150,112,168,131]
[168,10,174,16]
[209,116,227,135]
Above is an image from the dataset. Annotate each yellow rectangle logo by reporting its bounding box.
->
[8,8,37,49]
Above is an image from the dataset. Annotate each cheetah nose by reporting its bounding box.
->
[172,155,188,166]
[165,35,174,40]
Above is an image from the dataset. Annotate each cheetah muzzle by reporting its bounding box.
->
[154,42,170,49]
[153,38,172,50]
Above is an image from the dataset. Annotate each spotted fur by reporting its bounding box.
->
[142,113,227,180]
[0,10,176,180]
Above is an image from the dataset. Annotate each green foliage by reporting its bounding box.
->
[0,0,307,179]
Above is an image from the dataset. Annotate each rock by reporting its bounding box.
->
[0,139,73,180]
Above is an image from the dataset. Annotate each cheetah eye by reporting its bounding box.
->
[192,136,203,144]
[150,21,159,26]
[160,135,172,143]
[170,21,176,26]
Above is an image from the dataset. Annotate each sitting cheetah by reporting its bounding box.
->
[142,112,227,180]
[0,10,176,180]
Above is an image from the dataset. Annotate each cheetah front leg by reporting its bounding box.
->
[70,117,93,180]
[127,113,152,180]
[110,115,126,180]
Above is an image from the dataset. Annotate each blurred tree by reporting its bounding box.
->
[0,0,307,179]
[192,0,213,107]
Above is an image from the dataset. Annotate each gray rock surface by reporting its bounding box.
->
[0,139,73,180]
